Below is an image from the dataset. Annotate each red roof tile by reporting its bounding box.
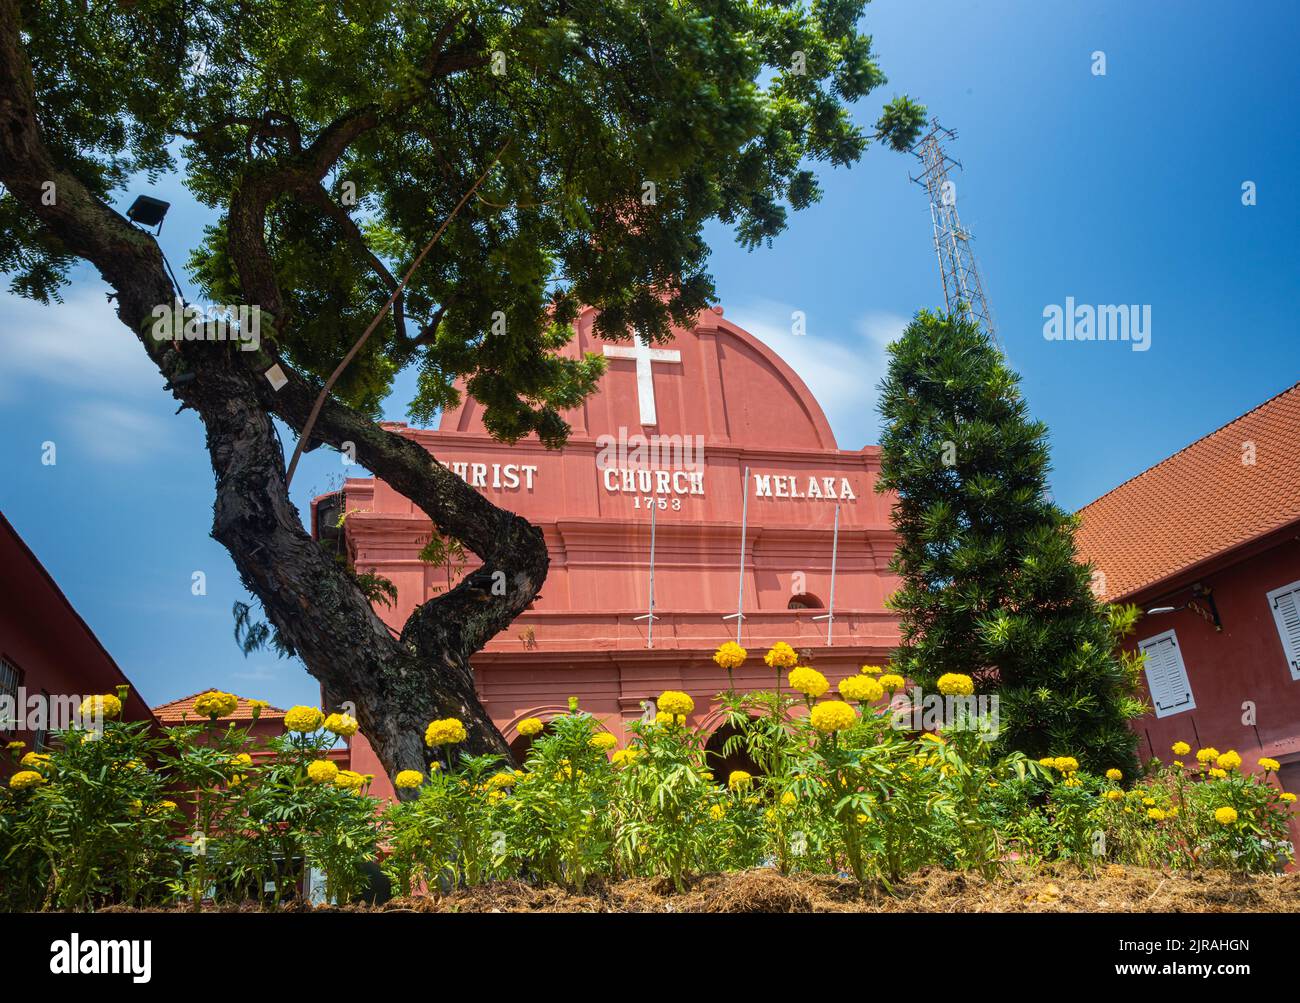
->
[1076,382,1300,600]
[151,690,287,723]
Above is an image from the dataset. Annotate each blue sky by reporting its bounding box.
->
[1,0,1296,712]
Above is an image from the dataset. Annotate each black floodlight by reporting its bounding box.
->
[126,194,170,231]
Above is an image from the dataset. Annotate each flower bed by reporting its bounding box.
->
[2,647,1295,912]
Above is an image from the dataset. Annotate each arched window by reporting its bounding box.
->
[509,720,555,763]
[704,722,763,783]
[787,592,823,610]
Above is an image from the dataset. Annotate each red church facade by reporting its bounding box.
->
[319,305,902,799]
[1077,382,1300,817]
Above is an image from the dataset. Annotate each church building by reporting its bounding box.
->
[315,305,902,799]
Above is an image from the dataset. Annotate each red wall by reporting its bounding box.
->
[1126,538,1300,765]
[1125,536,1300,846]
[0,515,155,775]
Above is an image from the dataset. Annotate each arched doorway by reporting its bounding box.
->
[787,592,823,610]
[509,721,556,763]
[704,721,762,784]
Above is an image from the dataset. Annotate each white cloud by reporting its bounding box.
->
[62,400,176,464]
[2,287,176,464]
[1,286,165,396]
[725,299,908,449]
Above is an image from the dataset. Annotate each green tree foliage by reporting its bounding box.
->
[4,0,925,442]
[875,311,1146,774]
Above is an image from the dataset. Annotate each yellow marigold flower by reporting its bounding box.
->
[1209,768,1227,779]
[1104,790,1124,801]
[1172,761,1184,768]
[1105,769,1122,781]
[1147,808,1167,821]
[657,690,694,717]
[878,673,905,692]
[284,705,325,733]
[860,664,883,675]
[194,690,239,719]
[1280,793,1296,803]
[715,641,749,670]
[1053,756,1079,774]
[936,673,974,697]
[1258,757,1280,773]
[5,741,24,750]
[229,752,252,769]
[1216,750,1242,771]
[856,813,869,824]
[334,769,365,791]
[1196,747,1220,764]
[654,711,673,726]
[79,693,122,721]
[1143,797,1156,806]
[307,759,338,784]
[1063,776,1082,787]
[919,733,946,745]
[589,732,618,751]
[323,713,359,738]
[1039,757,1055,768]
[809,700,858,734]
[486,771,516,791]
[517,717,544,737]
[20,752,51,768]
[394,770,423,789]
[709,803,726,821]
[1214,806,1238,825]
[728,770,753,791]
[761,642,796,669]
[838,674,884,703]
[9,770,46,790]
[781,791,797,807]
[1172,741,1191,756]
[247,699,269,718]
[611,748,640,768]
[156,800,178,813]
[787,666,829,698]
[424,718,467,746]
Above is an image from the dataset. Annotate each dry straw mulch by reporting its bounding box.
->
[376,864,1300,913]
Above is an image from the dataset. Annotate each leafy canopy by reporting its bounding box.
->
[4,0,924,444]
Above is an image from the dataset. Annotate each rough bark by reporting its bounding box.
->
[0,2,541,793]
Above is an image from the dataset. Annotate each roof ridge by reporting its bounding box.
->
[1077,380,1300,514]
[151,690,288,715]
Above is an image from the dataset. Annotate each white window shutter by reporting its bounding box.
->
[1266,580,1300,681]
[1138,630,1195,718]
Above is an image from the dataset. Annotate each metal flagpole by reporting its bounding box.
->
[633,496,659,647]
[723,466,750,644]
[813,503,840,646]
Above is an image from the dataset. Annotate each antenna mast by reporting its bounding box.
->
[910,119,998,344]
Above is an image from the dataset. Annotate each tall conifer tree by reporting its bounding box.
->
[876,311,1144,773]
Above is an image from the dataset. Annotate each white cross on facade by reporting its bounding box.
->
[602,334,681,426]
